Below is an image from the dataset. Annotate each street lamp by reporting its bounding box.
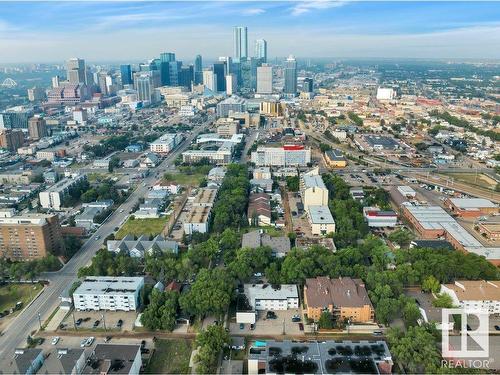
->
[101,313,107,331]
[37,312,42,330]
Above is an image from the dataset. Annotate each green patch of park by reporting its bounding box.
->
[115,217,169,239]
[0,283,42,316]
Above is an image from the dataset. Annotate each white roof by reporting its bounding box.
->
[244,284,298,307]
[74,277,143,296]
[449,198,497,209]
[308,205,335,224]
[302,175,326,190]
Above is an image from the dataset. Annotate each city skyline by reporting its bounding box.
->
[0,1,500,63]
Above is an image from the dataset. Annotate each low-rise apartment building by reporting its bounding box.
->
[440,280,500,314]
[39,174,86,210]
[244,284,299,311]
[301,175,329,210]
[149,133,183,154]
[307,205,335,235]
[73,276,144,312]
[304,276,375,323]
[251,145,311,167]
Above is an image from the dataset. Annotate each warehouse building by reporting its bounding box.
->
[445,198,498,218]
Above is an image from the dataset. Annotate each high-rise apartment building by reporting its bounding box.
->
[28,116,48,140]
[134,71,161,103]
[66,58,86,84]
[284,55,297,95]
[0,106,34,130]
[202,70,217,92]
[302,77,314,93]
[234,26,248,59]
[226,74,237,95]
[255,39,267,62]
[257,64,273,94]
[51,75,60,88]
[120,64,133,86]
[194,54,203,84]
[27,87,45,102]
[0,129,24,151]
[0,208,65,261]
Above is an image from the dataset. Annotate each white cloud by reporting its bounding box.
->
[290,0,347,16]
[242,8,266,16]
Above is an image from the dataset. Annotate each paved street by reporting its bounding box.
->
[0,118,212,359]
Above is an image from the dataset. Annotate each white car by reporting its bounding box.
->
[86,337,95,346]
[80,338,87,347]
[51,336,60,345]
[119,209,124,213]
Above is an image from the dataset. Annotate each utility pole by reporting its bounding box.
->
[101,313,107,331]
[37,312,42,330]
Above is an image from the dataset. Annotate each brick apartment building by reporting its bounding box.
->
[0,208,64,260]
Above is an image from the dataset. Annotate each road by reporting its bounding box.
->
[0,117,213,359]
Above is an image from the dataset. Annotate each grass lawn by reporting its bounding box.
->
[145,339,193,374]
[163,172,205,187]
[440,172,497,191]
[0,283,42,314]
[115,217,168,239]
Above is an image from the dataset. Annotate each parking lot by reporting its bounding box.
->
[287,192,313,238]
[60,310,136,332]
[230,309,304,336]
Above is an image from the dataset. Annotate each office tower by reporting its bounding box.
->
[134,71,161,103]
[27,87,45,102]
[255,39,267,62]
[0,106,34,130]
[169,61,182,86]
[97,72,108,95]
[0,129,24,151]
[194,54,203,85]
[240,57,258,91]
[28,116,48,140]
[257,64,273,94]
[219,56,232,74]
[52,75,60,88]
[234,26,248,59]
[85,68,94,86]
[302,77,314,93]
[226,74,237,95]
[0,209,64,261]
[160,52,176,62]
[179,65,194,88]
[120,64,133,85]
[213,62,227,92]
[66,58,86,84]
[284,55,297,95]
[202,70,217,92]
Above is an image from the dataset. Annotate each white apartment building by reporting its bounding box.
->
[73,276,144,312]
[440,280,500,314]
[376,87,397,100]
[244,284,299,311]
[183,206,211,235]
[257,65,273,94]
[149,133,183,154]
[308,205,336,236]
[301,175,329,210]
[182,148,232,165]
[251,146,311,167]
[39,174,86,210]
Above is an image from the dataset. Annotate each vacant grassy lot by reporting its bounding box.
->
[440,172,497,191]
[163,172,205,187]
[115,217,168,239]
[145,339,193,374]
[0,283,42,314]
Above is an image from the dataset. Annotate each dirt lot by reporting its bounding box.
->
[61,309,136,332]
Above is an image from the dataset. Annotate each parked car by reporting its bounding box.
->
[75,318,83,326]
[93,320,100,328]
[80,338,87,348]
[495,325,500,331]
[250,324,255,330]
[266,311,277,319]
[239,323,244,330]
[51,336,60,345]
[104,336,112,343]
[86,337,95,346]
[116,319,123,328]
[291,315,301,322]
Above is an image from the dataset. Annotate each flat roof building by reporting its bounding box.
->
[446,198,498,218]
[39,174,86,210]
[244,283,299,311]
[184,206,211,235]
[440,280,500,314]
[324,149,347,168]
[301,175,328,210]
[73,276,144,312]
[307,205,335,236]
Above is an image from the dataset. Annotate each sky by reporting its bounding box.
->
[0,1,499,63]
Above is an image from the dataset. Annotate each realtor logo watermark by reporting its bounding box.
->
[442,308,490,362]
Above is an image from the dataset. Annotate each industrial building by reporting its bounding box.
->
[324,149,347,168]
[363,207,398,227]
[445,198,498,218]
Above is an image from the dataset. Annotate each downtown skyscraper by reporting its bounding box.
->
[255,39,267,62]
[284,55,297,95]
[66,58,86,84]
[233,26,248,60]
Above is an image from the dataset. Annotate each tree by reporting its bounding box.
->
[388,228,413,248]
[140,289,178,331]
[179,269,234,317]
[422,275,440,293]
[285,176,300,192]
[402,300,421,327]
[228,246,273,282]
[387,326,441,373]
[195,325,229,374]
[432,293,454,308]
[375,297,400,326]
[318,311,334,329]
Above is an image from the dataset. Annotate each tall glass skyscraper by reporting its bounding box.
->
[284,55,297,95]
[194,54,203,84]
[255,39,267,62]
[233,26,248,60]
[213,62,227,92]
[120,64,132,85]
